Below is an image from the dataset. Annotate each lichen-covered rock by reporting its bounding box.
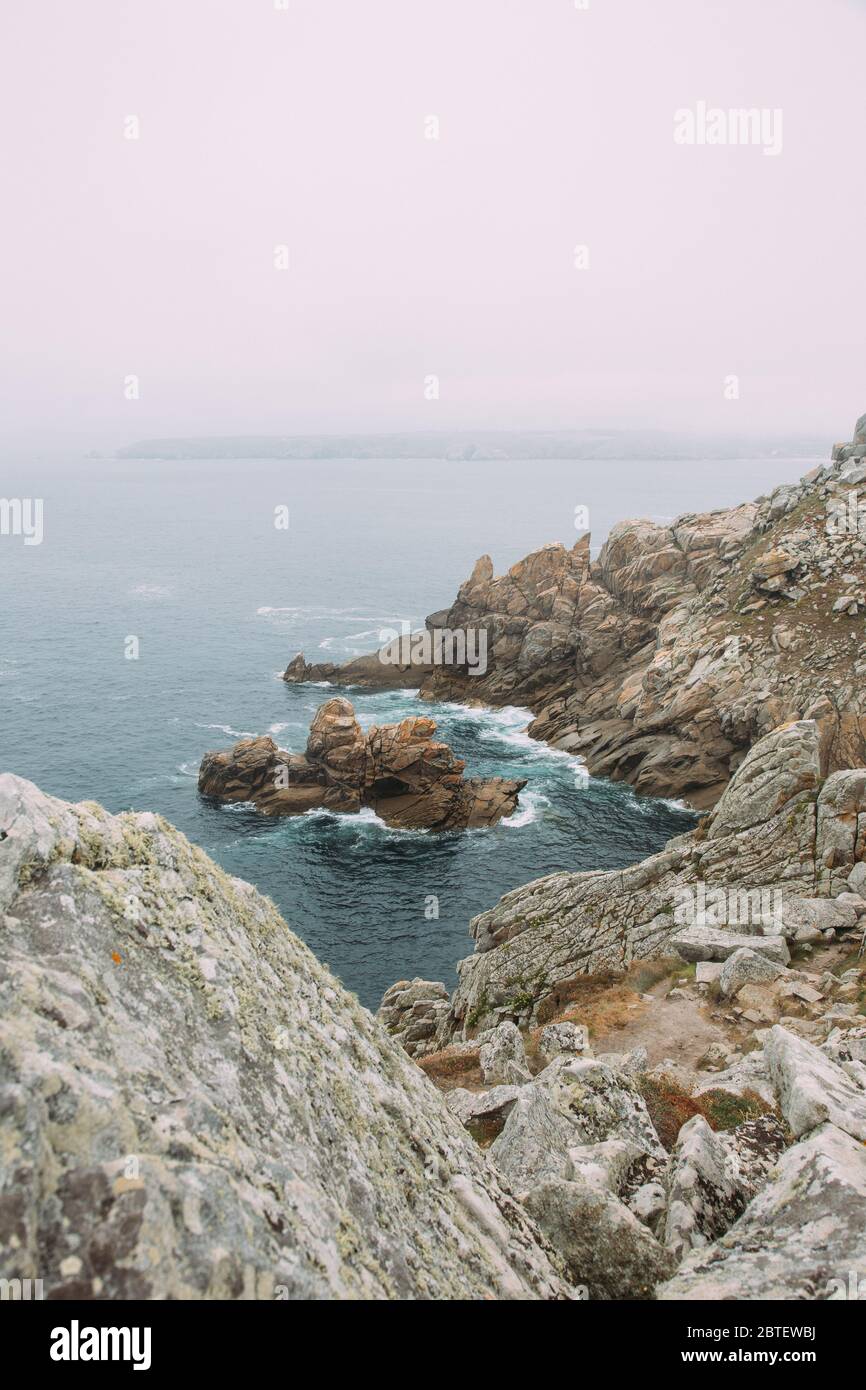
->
[691,1050,776,1108]
[0,775,569,1301]
[445,1085,521,1143]
[657,1123,866,1300]
[718,948,788,997]
[663,1114,787,1262]
[537,1022,591,1066]
[488,1058,664,1193]
[523,1178,676,1300]
[764,1024,866,1140]
[377,978,451,1058]
[564,1138,647,1194]
[479,1022,531,1086]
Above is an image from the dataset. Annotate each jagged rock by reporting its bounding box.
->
[0,775,569,1301]
[663,1114,787,1262]
[664,1118,744,1261]
[537,1022,591,1066]
[564,1138,647,1193]
[479,1022,531,1086]
[523,1178,676,1300]
[629,1181,668,1234]
[718,948,787,998]
[199,698,524,830]
[286,417,866,819]
[377,978,451,1057]
[657,1123,866,1299]
[764,1025,866,1140]
[691,1050,775,1107]
[671,929,790,966]
[446,1086,521,1142]
[487,1058,664,1193]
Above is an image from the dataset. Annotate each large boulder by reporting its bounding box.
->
[0,775,568,1301]
[671,929,790,966]
[479,1022,531,1086]
[764,1025,866,1140]
[663,1114,787,1262]
[718,947,787,998]
[377,978,451,1058]
[657,1123,866,1300]
[488,1058,664,1192]
[523,1178,676,1300]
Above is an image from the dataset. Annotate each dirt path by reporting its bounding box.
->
[590,977,731,1069]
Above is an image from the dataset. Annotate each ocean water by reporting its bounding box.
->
[1,453,816,1007]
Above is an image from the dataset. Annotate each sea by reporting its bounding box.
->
[1,452,817,1007]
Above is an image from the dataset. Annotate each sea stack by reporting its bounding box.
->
[198,697,525,831]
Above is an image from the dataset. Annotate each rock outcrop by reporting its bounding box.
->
[404,718,866,1040]
[198,697,524,830]
[288,413,866,809]
[417,1005,866,1300]
[0,774,571,1301]
[657,1122,866,1300]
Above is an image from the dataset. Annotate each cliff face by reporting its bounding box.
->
[287,415,866,810]
[379,717,866,1044]
[0,774,567,1300]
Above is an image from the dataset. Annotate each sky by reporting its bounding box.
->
[1,0,864,450]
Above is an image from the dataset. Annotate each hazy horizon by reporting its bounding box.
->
[2,0,865,452]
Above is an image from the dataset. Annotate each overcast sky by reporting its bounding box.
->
[2,0,864,449]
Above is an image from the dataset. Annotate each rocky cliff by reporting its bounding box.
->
[0,774,567,1300]
[379,718,866,1046]
[288,414,866,810]
[198,697,524,830]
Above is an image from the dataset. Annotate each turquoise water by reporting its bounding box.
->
[1,454,813,1006]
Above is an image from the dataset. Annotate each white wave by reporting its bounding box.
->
[438,700,585,765]
[501,790,550,828]
[194,722,257,739]
[293,804,432,837]
[131,583,171,599]
[267,722,289,734]
[620,785,695,817]
[176,761,197,777]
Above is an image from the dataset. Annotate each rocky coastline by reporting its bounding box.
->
[4,414,866,1300]
[286,410,866,812]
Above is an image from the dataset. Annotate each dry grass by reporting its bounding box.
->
[534,957,685,1039]
[637,1074,776,1151]
[417,1045,482,1092]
